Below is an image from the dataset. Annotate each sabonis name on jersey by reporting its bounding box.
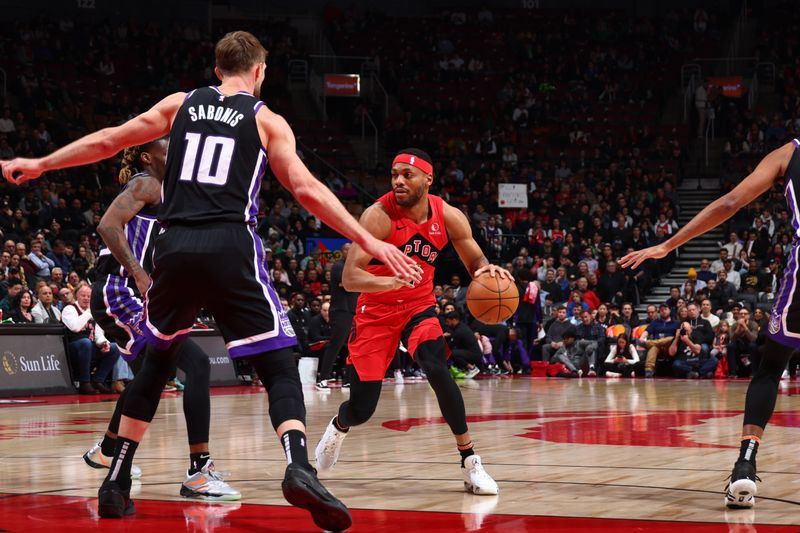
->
[187,104,244,127]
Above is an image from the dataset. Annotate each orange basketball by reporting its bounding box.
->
[466,272,519,324]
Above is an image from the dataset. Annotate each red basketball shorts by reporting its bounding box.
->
[347,300,441,381]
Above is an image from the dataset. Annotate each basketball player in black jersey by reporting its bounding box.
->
[2,31,419,531]
[85,139,239,501]
[621,139,800,510]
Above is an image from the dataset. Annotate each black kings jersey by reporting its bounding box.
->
[160,86,267,226]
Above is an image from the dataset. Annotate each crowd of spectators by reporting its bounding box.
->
[6,7,793,391]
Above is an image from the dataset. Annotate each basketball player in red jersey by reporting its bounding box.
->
[315,148,511,495]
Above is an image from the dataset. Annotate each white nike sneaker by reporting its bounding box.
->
[315,417,348,473]
[462,455,498,495]
[83,442,142,480]
[180,460,241,501]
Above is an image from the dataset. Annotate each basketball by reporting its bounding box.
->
[466,272,519,324]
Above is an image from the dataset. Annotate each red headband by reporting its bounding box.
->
[392,153,433,175]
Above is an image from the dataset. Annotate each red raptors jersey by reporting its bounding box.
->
[360,192,449,306]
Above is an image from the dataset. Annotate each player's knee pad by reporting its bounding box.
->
[752,339,793,384]
[248,348,306,429]
[177,339,210,384]
[344,401,377,426]
[338,379,382,427]
[122,345,179,422]
[415,339,449,379]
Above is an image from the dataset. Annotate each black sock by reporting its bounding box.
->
[104,437,138,492]
[189,452,211,475]
[281,430,311,468]
[333,415,350,433]
[738,437,760,467]
[100,434,116,457]
[458,442,475,467]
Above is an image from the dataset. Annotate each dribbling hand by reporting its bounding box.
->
[473,264,514,280]
[1,158,44,185]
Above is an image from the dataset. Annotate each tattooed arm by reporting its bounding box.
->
[96,175,161,294]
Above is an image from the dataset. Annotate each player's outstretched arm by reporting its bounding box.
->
[620,142,793,269]
[443,202,514,280]
[97,176,162,295]
[341,204,422,293]
[0,93,184,185]
[261,110,417,279]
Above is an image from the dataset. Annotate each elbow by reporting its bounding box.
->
[96,222,110,241]
[342,275,356,293]
[721,194,742,214]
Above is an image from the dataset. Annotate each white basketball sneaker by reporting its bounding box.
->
[180,460,241,501]
[315,417,348,473]
[462,455,498,495]
[83,442,142,480]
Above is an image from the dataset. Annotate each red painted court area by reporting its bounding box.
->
[0,494,793,532]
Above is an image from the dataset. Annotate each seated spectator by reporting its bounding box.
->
[551,328,589,377]
[710,321,730,369]
[475,331,499,374]
[728,307,759,377]
[62,285,120,394]
[496,327,530,375]
[0,280,23,316]
[575,310,604,376]
[287,293,310,358]
[695,258,717,284]
[566,291,588,318]
[641,303,679,377]
[46,239,72,274]
[594,303,612,328]
[541,306,572,361]
[308,300,332,352]
[669,321,717,379]
[686,302,714,354]
[540,268,563,303]
[32,284,61,324]
[27,240,54,279]
[577,277,601,310]
[604,334,642,377]
[444,311,482,378]
[712,270,737,310]
[643,304,658,324]
[9,289,34,323]
[597,260,626,306]
[613,302,641,331]
[738,259,768,310]
[700,298,720,328]
[57,286,74,311]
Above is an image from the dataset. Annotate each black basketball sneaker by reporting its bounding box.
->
[281,463,352,531]
[724,460,760,509]
[98,479,136,518]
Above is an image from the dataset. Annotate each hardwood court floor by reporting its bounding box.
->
[1,377,800,531]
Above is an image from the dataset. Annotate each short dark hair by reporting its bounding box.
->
[444,311,460,321]
[215,31,268,75]
[395,148,433,166]
[562,327,577,339]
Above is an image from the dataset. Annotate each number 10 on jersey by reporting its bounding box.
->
[178,132,236,186]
